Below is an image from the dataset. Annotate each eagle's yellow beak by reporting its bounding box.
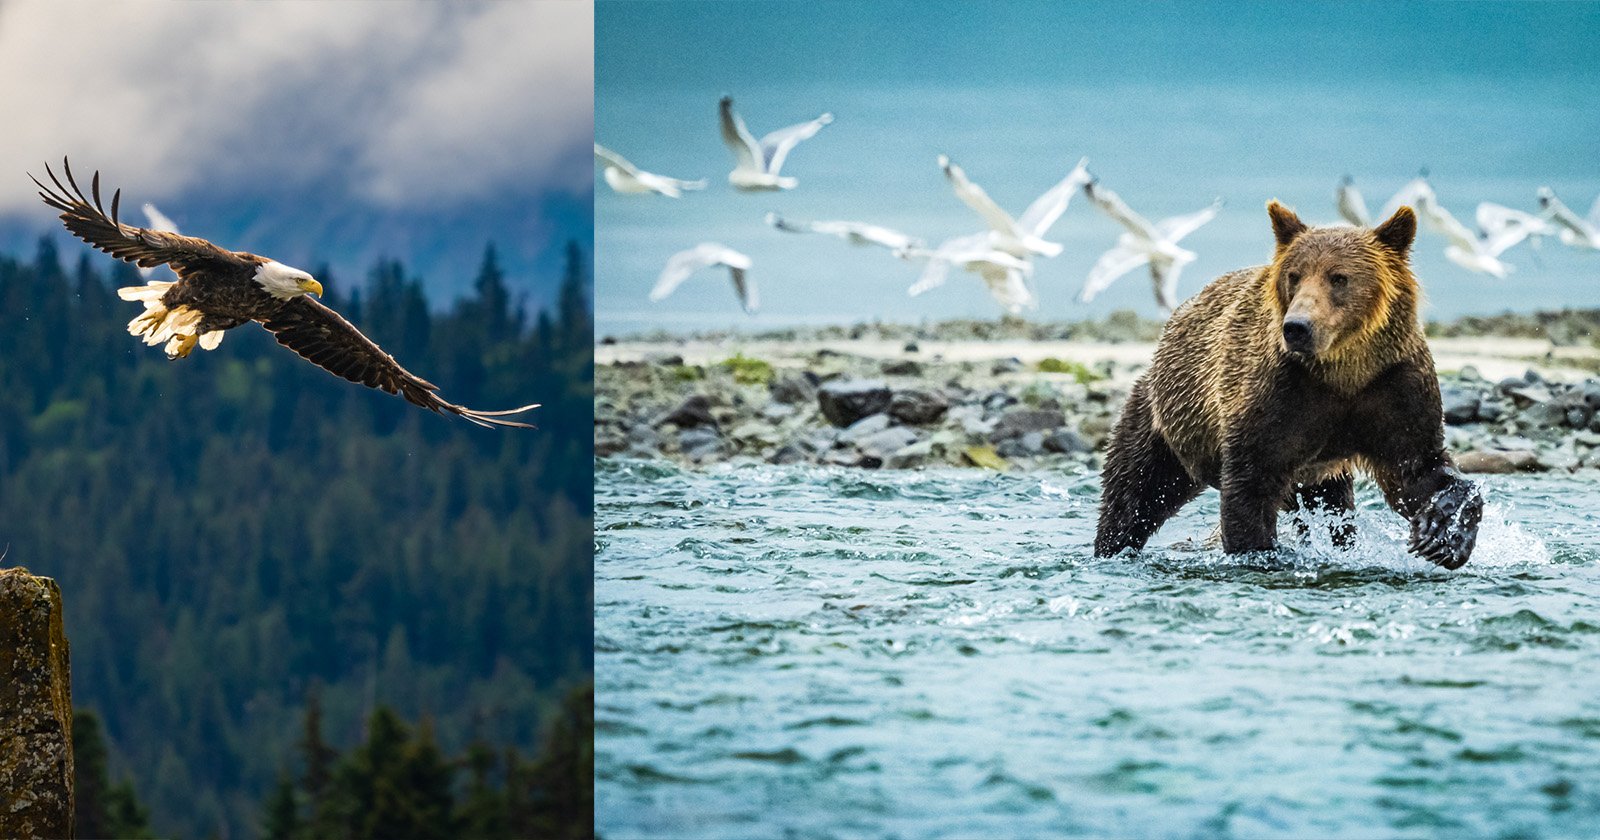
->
[300,278,323,297]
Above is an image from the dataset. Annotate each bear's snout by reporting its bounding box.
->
[1282,316,1315,355]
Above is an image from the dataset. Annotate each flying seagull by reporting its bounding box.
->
[1378,170,1434,222]
[1413,190,1535,278]
[32,159,537,428]
[1337,173,1436,227]
[652,243,757,313]
[1537,187,1600,251]
[898,232,1037,314]
[1335,175,1371,226]
[1476,202,1555,249]
[593,143,707,198]
[719,95,833,191]
[937,155,1091,259]
[1080,179,1221,314]
[764,212,923,252]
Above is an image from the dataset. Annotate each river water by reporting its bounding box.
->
[595,460,1600,839]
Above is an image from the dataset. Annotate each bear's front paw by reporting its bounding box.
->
[1408,478,1483,570]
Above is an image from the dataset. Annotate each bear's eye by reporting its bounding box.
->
[1286,271,1302,286]
[1329,273,1349,288]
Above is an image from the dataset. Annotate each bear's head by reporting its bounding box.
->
[1264,200,1417,361]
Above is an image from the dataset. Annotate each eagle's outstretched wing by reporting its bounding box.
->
[261,297,539,428]
[30,158,250,280]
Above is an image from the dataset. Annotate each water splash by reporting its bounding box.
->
[597,463,1600,839]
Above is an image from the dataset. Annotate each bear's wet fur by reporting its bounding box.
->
[1094,200,1483,569]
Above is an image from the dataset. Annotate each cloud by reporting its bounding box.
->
[0,1,592,214]
[358,3,594,203]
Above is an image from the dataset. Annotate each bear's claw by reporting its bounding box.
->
[1408,478,1483,570]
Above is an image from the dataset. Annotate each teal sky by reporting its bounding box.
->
[596,1,1600,333]
[601,1,1600,91]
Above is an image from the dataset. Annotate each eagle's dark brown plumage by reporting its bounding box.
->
[32,158,537,429]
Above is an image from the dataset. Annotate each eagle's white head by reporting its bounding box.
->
[255,260,324,301]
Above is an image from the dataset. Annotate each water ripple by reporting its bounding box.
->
[598,462,1600,838]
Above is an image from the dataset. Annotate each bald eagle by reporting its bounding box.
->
[32,159,537,428]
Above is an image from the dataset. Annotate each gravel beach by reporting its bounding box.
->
[596,312,1600,475]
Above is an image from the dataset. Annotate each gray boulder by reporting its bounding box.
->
[770,373,818,405]
[858,426,919,461]
[657,394,718,429]
[1477,399,1509,423]
[818,379,892,427]
[889,389,950,425]
[1441,389,1480,425]
[839,413,891,443]
[997,431,1047,458]
[678,427,723,461]
[1044,428,1094,455]
[1456,449,1542,474]
[1582,380,1600,411]
[886,439,934,469]
[992,407,1065,441]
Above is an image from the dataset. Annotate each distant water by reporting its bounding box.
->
[596,461,1600,839]
[597,34,1600,337]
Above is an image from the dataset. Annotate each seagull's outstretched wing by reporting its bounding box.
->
[1148,253,1192,314]
[1336,176,1370,227]
[1379,176,1433,222]
[906,232,1023,296]
[594,143,640,177]
[1477,202,1552,246]
[1416,195,1481,251]
[813,221,920,250]
[767,212,921,251]
[1537,187,1587,236]
[719,96,764,175]
[652,243,756,312]
[261,297,537,428]
[759,112,832,176]
[980,265,1036,313]
[728,264,757,314]
[939,155,1020,235]
[1080,243,1150,303]
[31,157,250,280]
[1476,209,1540,258]
[1156,199,1223,242]
[1083,180,1161,242]
[139,202,181,278]
[906,257,952,297]
[1016,158,1091,240]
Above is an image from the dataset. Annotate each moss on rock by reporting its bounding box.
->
[0,567,73,839]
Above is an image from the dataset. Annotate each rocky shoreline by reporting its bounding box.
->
[596,313,1600,475]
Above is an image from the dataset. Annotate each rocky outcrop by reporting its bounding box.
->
[598,343,1600,472]
[0,567,73,839]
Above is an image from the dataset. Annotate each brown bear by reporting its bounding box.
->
[1093,200,1483,569]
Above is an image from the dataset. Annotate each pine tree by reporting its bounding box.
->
[260,772,300,840]
[473,242,515,346]
[73,710,154,839]
[73,710,112,838]
[557,240,591,351]
[299,685,339,839]
[454,739,508,839]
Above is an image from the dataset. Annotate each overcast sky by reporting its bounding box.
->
[0,1,593,301]
[0,1,591,207]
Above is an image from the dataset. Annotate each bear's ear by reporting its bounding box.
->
[1372,205,1417,256]
[1267,200,1306,248]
